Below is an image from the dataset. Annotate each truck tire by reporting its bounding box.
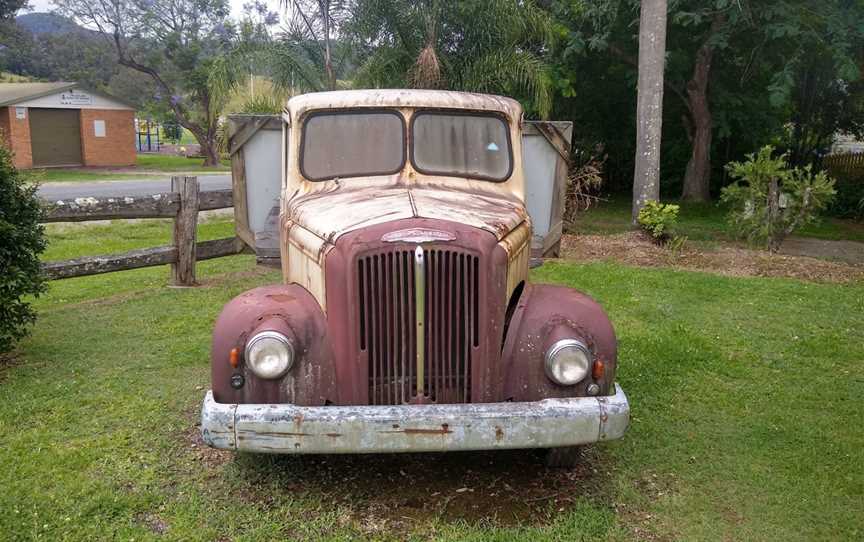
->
[544,446,584,468]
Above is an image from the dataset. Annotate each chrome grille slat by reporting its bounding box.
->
[359,247,476,405]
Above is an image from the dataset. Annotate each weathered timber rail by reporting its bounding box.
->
[41,176,245,285]
[823,152,864,180]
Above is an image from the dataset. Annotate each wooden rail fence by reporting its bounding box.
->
[823,152,864,180]
[41,176,245,285]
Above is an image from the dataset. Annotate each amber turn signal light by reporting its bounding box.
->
[592,359,605,381]
[229,347,240,368]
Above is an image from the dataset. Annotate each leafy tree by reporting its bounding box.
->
[547,0,864,202]
[282,0,350,91]
[0,0,26,20]
[721,146,835,251]
[784,48,864,168]
[208,1,332,100]
[345,0,556,118]
[0,143,46,354]
[162,118,183,143]
[56,0,236,166]
[0,24,117,89]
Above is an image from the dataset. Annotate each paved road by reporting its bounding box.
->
[38,175,232,201]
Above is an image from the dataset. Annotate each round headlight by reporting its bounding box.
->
[545,339,592,386]
[244,331,294,379]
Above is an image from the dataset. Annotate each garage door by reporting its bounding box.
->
[29,108,82,167]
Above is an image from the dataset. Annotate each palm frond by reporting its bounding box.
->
[264,41,327,93]
[460,50,553,118]
[209,39,326,101]
[409,43,444,89]
[352,45,414,88]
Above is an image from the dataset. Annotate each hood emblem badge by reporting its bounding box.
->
[381,228,456,243]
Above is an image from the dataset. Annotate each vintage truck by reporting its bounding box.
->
[201,89,629,465]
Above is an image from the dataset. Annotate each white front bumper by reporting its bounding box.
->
[200,385,630,454]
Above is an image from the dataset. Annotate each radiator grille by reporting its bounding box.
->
[358,248,479,405]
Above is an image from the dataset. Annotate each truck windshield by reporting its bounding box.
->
[411,111,512,181]
[300,110,405,181]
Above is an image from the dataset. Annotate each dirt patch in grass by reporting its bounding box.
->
[0,352,24,383]
[185,422,234,470]
[780,236,864,264]
[226,446,618,533]
[195,265,274,288]
[136,512,170,535]
[560,232,864,283]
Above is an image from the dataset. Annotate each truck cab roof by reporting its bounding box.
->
[284,89,523,124]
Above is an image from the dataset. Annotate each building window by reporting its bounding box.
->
[94,120,106,137]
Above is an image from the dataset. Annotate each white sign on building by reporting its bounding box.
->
[60,91,93,106]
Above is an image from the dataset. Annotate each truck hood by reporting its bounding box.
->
[284,185,528,242]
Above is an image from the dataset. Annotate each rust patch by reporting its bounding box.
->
[495,426,504,442]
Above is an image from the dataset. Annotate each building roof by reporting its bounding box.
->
[0,82,135,109]
[286,89,523,122]
[0,82,77,106]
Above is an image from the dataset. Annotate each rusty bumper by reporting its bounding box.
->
[200,385,629,454]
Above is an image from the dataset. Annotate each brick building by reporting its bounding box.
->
[0,82,136,169]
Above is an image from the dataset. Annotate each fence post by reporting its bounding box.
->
[171,176,199,286]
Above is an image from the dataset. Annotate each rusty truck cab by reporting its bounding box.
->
[202,90,629,462]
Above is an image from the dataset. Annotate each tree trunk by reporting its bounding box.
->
[184,123,221,167]
[321,0,336,90]
[680,15,724,202]
[767,177,781,251]
[680,46,713,201]
[200,138,221,167]
[631,0,668,224]
[115,53,220,167]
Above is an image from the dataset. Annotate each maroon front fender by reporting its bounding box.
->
[211,285,336,405]
[501,284,618,401]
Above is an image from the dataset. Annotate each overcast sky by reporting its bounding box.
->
[22,0,284,23]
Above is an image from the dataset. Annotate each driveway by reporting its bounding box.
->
[38,175,231,201]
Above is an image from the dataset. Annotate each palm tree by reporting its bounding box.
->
[345,0,556,118]
[209,0,353,101]
[211,0,556,118]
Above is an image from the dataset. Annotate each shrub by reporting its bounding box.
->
[239,93,283,114]
[637,200,680,242]
[0,143,46,353]
[826,178,864,220]
[721,146,836,252]
[162,119,184,144]
[563,149,605,224]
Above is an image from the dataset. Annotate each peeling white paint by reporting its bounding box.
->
[200,385,630,454]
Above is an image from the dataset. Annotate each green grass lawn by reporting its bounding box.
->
[135,154,230,171]
[1,223,863,540]
[572,196,864,243]
[42,215,236,262]
[34,170,165,182]
[31,155,230,183]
